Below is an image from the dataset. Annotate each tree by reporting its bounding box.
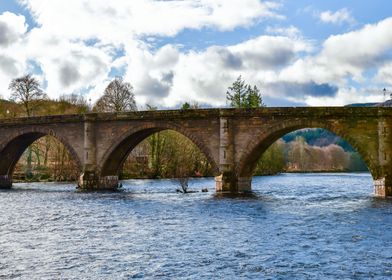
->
[59,93,89,113]
[181,102,191,110]
[287,136,307,171]
[94,77,137,112]
[8,74,46,117]
[348,152,368,171]
[246,85,264,108]
[148,131,166,178]
[255,140,286,175]
[226,76,264,108]
[9,74,47,178]
[167,131,201,193]
[181,102,200,110]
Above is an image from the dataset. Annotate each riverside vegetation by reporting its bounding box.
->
[1,75,367,183]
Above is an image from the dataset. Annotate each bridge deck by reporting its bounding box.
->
[0,107,390,126]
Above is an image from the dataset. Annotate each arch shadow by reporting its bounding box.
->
[99,123,219,177]
[238,121,377,181]
[0,128,83,177]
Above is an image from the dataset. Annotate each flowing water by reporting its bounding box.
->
[1,173,392,279]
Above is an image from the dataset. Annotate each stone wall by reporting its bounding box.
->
[0,107,391,195]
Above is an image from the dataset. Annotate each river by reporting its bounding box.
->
[1,173,392,279]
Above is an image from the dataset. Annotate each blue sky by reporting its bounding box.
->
[0,0,392,108]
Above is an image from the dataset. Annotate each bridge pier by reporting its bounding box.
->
[0,175,12,189]
[237,177,252,192]
[374,118,392,197]
[78,172,120,191]
[78,171,97,190]
[216,117,236,193]
[374,177,392,197]
[77,116,121,191]
[215,174,252,193]
[215,172,234,192]
[215,116,253,193]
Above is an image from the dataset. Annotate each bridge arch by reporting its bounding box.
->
[238,120,378,184]
[99,122,220,177]
[0,127,83,177]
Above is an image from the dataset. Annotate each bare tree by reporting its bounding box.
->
[177,177,189,193]
[94,77,137,112]
[8,74,46,117]
[173,134,199,193]
[9,74,46,178]
[59,93,89,114]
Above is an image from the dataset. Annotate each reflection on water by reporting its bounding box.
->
[1,173,392,279]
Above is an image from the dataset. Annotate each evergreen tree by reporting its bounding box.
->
[181,102,191,110]
[226,76,264,108]
[245,85,264,108]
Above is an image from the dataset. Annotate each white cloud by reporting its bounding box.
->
[229,35,312,69]
[321,18,392,68]
[0,12,27,47]
[1,2,392,107]
[0,12,29,97]
[3,0,283,103]
[19,0,281,42]
[305,87,383,106]
[265,25,301,38]
[319,8,355,25]
[280,17,392,87]
[121,35,313,107]
[376,63,392,86]
[22,28,112,99]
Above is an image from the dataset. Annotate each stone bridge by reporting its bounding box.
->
[0,107,391,196]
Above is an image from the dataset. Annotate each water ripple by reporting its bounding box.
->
[1,173,392,279]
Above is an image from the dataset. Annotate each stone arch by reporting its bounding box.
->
[99,122,220,176]
[0,127,83,176]
[238,119,378,180]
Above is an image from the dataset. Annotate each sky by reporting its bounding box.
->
[0,0,392,108]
